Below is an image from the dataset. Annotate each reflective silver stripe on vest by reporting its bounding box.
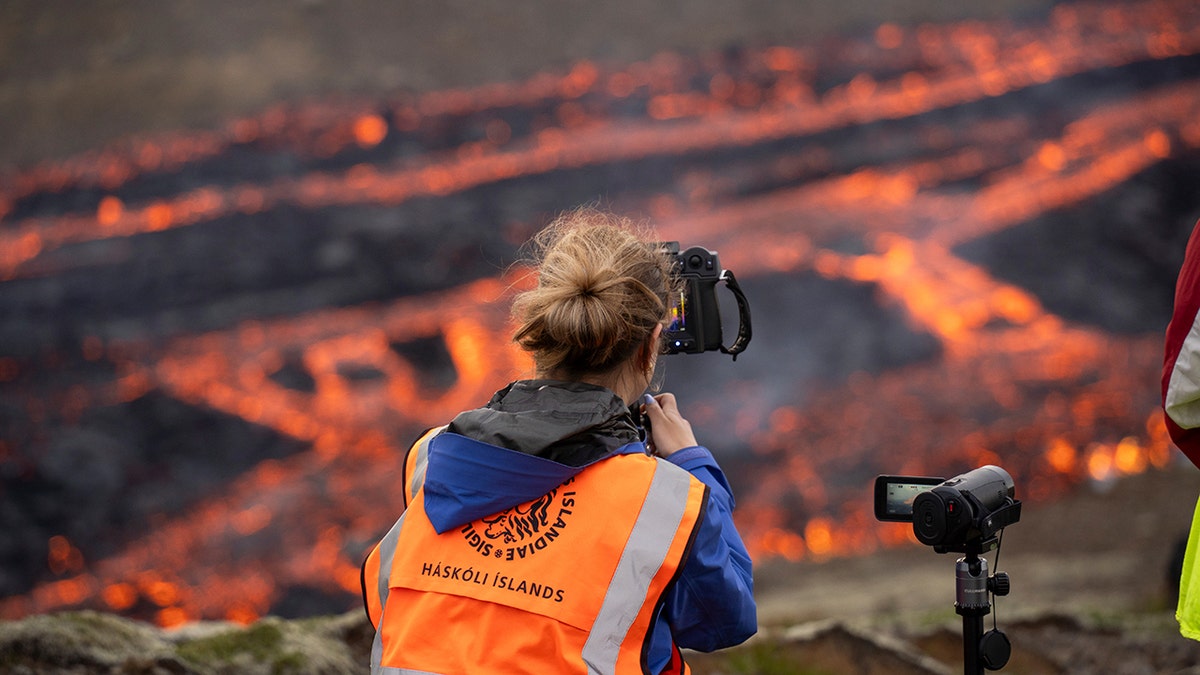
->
[374,429,442,674]
[371,513,409,675]
[407,428,441,500]
[370,511,451,675]
[581,461,694,675]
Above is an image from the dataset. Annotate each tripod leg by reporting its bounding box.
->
[962,612,985,675]
[957,553,989,674]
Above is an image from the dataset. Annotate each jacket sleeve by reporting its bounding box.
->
[660,446,757,651]
[1164,219,1200,468]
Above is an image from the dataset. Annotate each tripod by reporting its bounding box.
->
[953,544,1011,674]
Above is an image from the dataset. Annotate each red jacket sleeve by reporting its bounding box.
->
[1163,219,1200,468]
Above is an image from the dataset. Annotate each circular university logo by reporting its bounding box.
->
[459,479,577,560]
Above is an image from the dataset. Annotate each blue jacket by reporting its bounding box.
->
[417,380,757,672]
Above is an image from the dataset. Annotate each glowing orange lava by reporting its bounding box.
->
[0,0,1196,624]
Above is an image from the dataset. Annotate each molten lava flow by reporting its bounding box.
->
[2,0,1198,278]
[1,0,1197,624]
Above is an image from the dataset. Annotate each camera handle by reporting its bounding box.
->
[718,270,752,360]
[956,549,1012,674]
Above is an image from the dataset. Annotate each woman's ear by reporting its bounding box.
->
[643,324,664,371]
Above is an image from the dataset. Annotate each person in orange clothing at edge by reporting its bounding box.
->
[1163,218,1200,640]
[361,207,757,674]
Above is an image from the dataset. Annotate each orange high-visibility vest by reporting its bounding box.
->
[362,438,707,675]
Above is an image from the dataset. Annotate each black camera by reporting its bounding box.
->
[660,243,752,360]
[874,465,1022,554]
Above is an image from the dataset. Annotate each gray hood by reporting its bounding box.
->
[445,379,641,467]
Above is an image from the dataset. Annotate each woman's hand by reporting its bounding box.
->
[641,392,698,458]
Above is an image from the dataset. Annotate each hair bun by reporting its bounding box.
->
[511,208,678,376]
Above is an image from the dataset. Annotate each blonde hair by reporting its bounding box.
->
[512,208,678,378]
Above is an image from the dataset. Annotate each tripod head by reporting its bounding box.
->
[956,548,1012,673]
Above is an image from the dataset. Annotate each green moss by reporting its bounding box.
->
[177,621,280,663]
[271,651,309,674]
[176,619,311,672]
[0,610,170,668]
[723,642,834,675]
